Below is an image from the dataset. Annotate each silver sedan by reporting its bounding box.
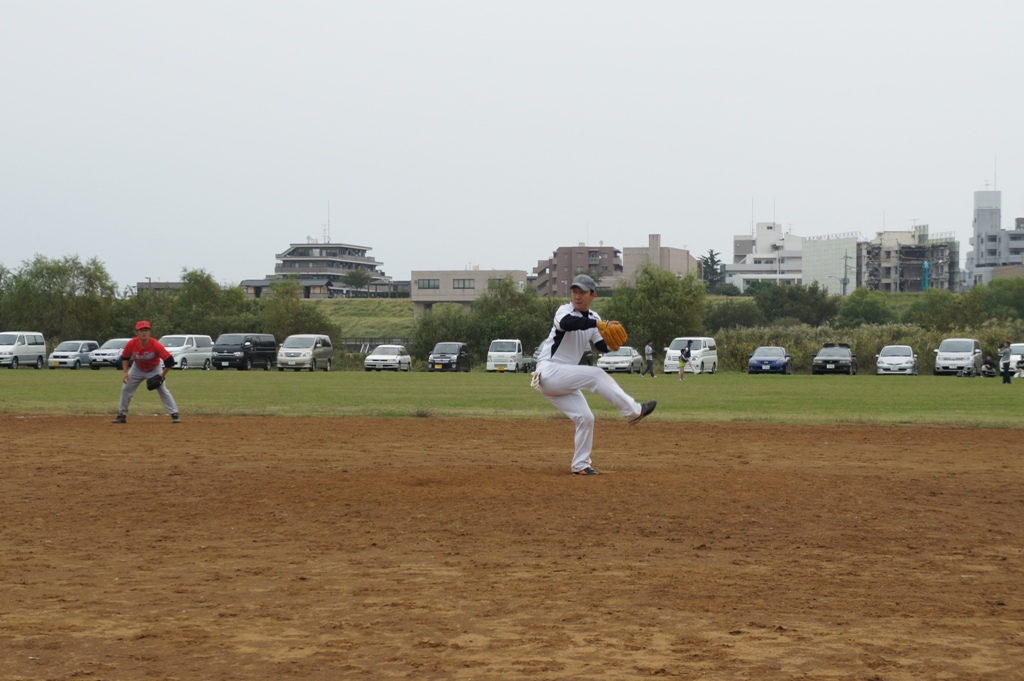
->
[596,346,643,374]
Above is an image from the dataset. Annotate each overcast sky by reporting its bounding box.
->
[3,1,1023,290]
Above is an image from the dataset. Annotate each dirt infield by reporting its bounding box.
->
[1,415,1021,680]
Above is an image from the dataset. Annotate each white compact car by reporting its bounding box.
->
[364,344,412,372]
[875,345,918,375]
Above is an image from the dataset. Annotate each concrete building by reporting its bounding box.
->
[533,244,623,297]
[722,222,804,292]
[621,234,701,282]
[241,240,390,299]
[410,268,529,315]
[801,234,859,295]
[857,225,959,293]
[965,191,1024,287]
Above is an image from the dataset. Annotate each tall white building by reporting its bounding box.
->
[722,222,803,292]
[966,190,1024,287]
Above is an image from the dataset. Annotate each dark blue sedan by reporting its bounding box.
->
[748,346,793,374]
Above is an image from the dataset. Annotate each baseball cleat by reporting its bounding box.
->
[111,414,127,424]
[629,399,657,424]
[170,413,181,424]
[573,467,601,476]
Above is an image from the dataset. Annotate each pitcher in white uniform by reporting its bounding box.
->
[531,274,656,475]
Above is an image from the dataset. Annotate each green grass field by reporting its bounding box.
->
[1,366,1020,427]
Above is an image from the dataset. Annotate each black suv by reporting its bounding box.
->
[212,333,277,371]
[812,342,857,375]
[427,342,472,372]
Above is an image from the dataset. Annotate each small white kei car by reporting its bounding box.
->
[364,344,412,372]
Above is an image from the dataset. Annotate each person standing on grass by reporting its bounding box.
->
[998,342,1012,385]
[678,340,693,381]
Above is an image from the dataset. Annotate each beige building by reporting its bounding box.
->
[621,234,700,282]
[410,268,529,315]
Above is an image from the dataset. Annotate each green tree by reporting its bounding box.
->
[342,270,374,298]
[410,303,474,360]
[3,255,118,341]
[836,287,895,327]
[699,249,724,288]
[172,268,230,334]
[753,283,839,326]
[705,298,766,333]
[261,277,341,341]
[469,276,555,355]
[981,278,1024,320]
[901,287,987,331]
[599,265,706,352]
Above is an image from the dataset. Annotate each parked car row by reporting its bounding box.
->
[745,337,1010,376]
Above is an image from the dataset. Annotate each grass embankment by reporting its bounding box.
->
[311,298,416,338]
[1,368,1019,428]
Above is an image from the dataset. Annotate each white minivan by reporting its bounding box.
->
[159,334,214,370]
[664,336,719,374]
[0,331,48,369]
[933,337,982,376]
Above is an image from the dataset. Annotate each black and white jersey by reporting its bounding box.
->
[536,303,603,366]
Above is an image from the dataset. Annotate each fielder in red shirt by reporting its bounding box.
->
[112,320,181,424]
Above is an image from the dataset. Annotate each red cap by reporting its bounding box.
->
[135,320,151,330]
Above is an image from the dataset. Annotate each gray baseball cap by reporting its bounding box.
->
[570,274,596,292]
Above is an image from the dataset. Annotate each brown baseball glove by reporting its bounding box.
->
[597,321,627,351]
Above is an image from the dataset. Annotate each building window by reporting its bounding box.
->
[452,279,475,289]
[487,279,504,289]
[416,279,440,289]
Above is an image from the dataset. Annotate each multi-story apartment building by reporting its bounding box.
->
[722,222,804,292]
[965,190,1024,287]
[241,240,391,299]
[533,244,623,297]
[410,269,529,315]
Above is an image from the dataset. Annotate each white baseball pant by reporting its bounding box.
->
[534,361,643,472]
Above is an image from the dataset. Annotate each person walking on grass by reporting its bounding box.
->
[640,339,656,378]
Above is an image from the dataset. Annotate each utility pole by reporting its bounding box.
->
[840,250,852,295]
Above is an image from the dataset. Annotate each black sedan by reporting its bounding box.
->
[812,343,857,375]
[747,346,792,374]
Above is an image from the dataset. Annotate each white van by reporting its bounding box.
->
[159,334,214,370]
[0,331,48,369]
[487,339,525,372]
[664,336,718,374]
[933,338,982,376]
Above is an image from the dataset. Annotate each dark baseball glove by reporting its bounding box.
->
[597,321,627,351]
[146,375,164,391]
